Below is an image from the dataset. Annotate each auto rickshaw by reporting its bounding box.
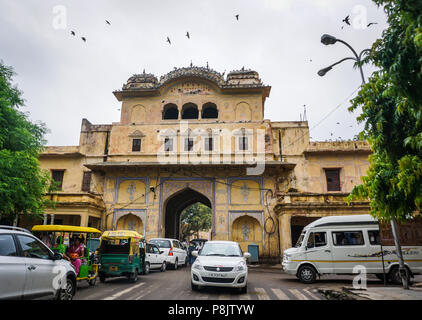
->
[32,225,102,286]
[98,230,146,283]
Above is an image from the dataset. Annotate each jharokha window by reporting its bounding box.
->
[325,168,341,191]
[132,138,142,152]
[51,170,65,190]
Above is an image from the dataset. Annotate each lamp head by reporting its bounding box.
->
[318,66,332,77]
[321,34,337,45]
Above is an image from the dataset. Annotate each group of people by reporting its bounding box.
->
[40,232,86,275]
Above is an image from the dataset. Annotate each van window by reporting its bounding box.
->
[332,231,364,246]
[295,231,306,248]
[368,230,380,245]
[307,232,327,248]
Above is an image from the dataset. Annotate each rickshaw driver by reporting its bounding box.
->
[63,236,85,275]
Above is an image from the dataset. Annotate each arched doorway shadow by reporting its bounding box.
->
[163,188,211,239]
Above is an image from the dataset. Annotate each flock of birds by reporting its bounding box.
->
[70,15,241,44]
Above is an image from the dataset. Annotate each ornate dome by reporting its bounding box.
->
[123,70,158,90]
[159,66,225,87]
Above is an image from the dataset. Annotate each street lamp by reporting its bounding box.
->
[318,34,370,85]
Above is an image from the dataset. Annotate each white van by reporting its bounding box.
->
[282,215,422,284]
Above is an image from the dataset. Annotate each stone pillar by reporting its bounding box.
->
[43,214,48,225]
[80,213,89,227]
[278,213,292,254]
[50,214,55,225]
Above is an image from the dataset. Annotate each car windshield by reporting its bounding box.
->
[199,242,242,257]
[149,239,171,248]
[295,231,306,248]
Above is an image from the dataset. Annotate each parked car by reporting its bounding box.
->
[190,240,251,293]
[0,225,77,300]
[148,238,187,270]
[145,243,167,272]
[282,214,422,284]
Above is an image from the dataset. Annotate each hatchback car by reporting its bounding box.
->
[145,243,167,272]
[0,226,77,300]
[190,241,251,293]
[148,238,187,270]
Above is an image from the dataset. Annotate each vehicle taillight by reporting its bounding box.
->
[168,247,173,256]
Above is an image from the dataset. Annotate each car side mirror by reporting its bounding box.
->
[52,252,63,260]
[160,251,164,254]
[192,251,198,257]
[243,252,251,259]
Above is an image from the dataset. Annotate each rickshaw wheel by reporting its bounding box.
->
[143,262,150,275]
[129,269,138,282]
[89,276,97,286]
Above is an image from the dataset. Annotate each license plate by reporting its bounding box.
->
[109,266,118,271]
[208,273,226,278]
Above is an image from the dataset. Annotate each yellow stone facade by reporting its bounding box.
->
[20,66,371,262]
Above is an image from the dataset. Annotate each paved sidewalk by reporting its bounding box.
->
[347,286,422,300]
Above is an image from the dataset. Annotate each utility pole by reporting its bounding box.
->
[390,219,409,289]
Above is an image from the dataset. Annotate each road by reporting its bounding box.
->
[74,266,422,300]
[74,266,325,300]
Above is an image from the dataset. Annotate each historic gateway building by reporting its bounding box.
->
[22,66,371,261]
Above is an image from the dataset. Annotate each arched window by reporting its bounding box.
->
[181,103,198,119]
[201,102,218,119]
[162,103,178,120]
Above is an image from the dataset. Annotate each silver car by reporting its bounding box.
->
[0,226,77,300]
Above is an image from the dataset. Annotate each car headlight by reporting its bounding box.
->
[235,261,246,271]
[193,261,202,270]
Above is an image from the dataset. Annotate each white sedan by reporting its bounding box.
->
[190,241,251,293]
[145,243,167,273]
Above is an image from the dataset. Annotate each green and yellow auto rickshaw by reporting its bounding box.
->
[32,225,102,286]
[98,230,146,283]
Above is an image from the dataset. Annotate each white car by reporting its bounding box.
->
[145,243,167,273]
[148,238,187,270]
[190,241,251,293]
[0,226,77,300]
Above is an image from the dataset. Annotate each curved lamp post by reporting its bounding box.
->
[318,34,370,85]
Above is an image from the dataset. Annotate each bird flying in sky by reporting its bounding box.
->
[166,37,171,44]
[342,15,350,25]
[81,37,86,42]
[186,32,190,39]
[70,31,75,36]
[235,14,239,21]
[367,22,378,27]
[106,20,111,25]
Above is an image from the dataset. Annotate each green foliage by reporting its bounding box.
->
[180,202,212,240]
[0,60,55,223]
[347,1,422,221]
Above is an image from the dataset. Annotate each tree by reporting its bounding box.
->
[0,61,55,225]
[180,203,212,240]
[347,1,422,289]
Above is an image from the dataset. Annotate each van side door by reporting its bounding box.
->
[305,230,333,274]
[331,230,367,274]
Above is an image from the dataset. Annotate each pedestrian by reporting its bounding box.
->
[188,242,196,265]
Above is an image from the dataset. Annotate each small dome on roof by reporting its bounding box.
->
[226,67,262,86]
[123,70,158,90]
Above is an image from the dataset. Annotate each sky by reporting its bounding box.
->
[0,0,388,146]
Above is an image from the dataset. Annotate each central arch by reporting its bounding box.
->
[163,188,212,239]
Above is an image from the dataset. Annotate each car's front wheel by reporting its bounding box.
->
[238,285,247,294]
[57,278,75,300]
[143,262,150,275]
[191,281,199,291]
[173,258,178,270]
[160,262,166,272]
[297,265,317,284]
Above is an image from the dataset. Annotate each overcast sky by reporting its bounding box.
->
[0,0,387,146]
